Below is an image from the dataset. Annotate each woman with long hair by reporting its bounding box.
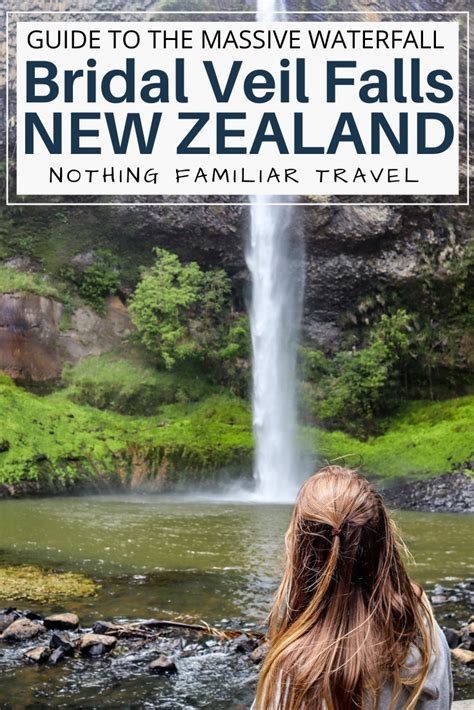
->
[254,466,453,709]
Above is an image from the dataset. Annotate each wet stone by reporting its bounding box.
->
[44,613,79,631]
[49,647,67,665]
[24,611,43,622]
[148,655,177,674]
[452,648,474,665]
[0,618,44,642]
[250,642,269,665]
[443,628,461,649]
[79,633,117,655]
[88,643,108,656]
[0,611,19,633]
[460,624,474,651]
[50,632,74,656]
[431,595,448,605]
[92,621,120,635]
[234,634,259,654]
[24,645,50,663]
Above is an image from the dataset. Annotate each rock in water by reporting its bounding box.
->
[50,632,74,656]
[0,618,44,642]
[79,633,117,655]
[451,648,474,665]
[92,621,120,635]
[250,642,269,665]
[431,595,448,605]
[89,643,110,656]
[24,645,51,663]
[44,613,79,630]
[24,611,43,622]
[443,628,461,649]
[50,647,67,664]
[0,610,20,632]
[234,634,259,654]
[460,622,474,651]
[148,656,177,674]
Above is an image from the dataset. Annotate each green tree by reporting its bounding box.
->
[129,248,232,370]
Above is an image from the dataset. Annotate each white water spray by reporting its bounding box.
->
[245,0,305,502]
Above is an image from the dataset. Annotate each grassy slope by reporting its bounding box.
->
[62,352,220,414]
[1,366,472,490]
[315,396,474,481]
[0,266,63,300]
[0,379,253,488]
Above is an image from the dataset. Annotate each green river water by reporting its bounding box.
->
[0,496,473,708]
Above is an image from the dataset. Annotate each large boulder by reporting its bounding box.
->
[0,618,45,643]
[44,613,80,631]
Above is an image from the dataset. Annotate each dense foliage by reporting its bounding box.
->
[0,374,471,490]
[0,198,471,488]
[129,248,250,391]
[63,353,218,413]
[59,249,119,312]
[76,249,119,311]
[301,310,413,436]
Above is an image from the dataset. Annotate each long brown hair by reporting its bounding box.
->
[256,466,434,710]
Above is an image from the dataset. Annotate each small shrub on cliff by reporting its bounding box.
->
[77,249,119,312]
[129,248,232,370]
[305,310,412,436]
[215,315,251,395]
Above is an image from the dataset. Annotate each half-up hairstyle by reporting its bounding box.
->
[255,466,435,710]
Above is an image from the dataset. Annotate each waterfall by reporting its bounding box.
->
[245,0,304,502]
[255,0,286,22]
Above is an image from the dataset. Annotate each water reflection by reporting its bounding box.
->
[0,496,472,624]
[0,496,473,707]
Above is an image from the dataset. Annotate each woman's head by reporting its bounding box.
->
[256,466,434,710]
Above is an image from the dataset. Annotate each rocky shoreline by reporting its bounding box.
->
[0,609,266,667]
[1,467,473,513]
[0,607,266,706]
[382,467,474,514]
[1,578,473,703]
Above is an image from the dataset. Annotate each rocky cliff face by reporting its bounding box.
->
[0,0,471,379]
[0,198,469,383]
[127,200,470,351]
[0,293,63,382]
[0,293,133,383]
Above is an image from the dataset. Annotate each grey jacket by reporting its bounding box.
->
[251,621,453,709]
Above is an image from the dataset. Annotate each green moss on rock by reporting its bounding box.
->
[0,267,63,301]
[314,396,474,481]
[62,354,218,414]
[0,380,253,489]
[0,565,98,603]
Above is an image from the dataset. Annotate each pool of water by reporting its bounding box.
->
[0,495,473,707]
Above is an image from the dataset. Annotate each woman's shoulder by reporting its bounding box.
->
[385,619,453,709]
